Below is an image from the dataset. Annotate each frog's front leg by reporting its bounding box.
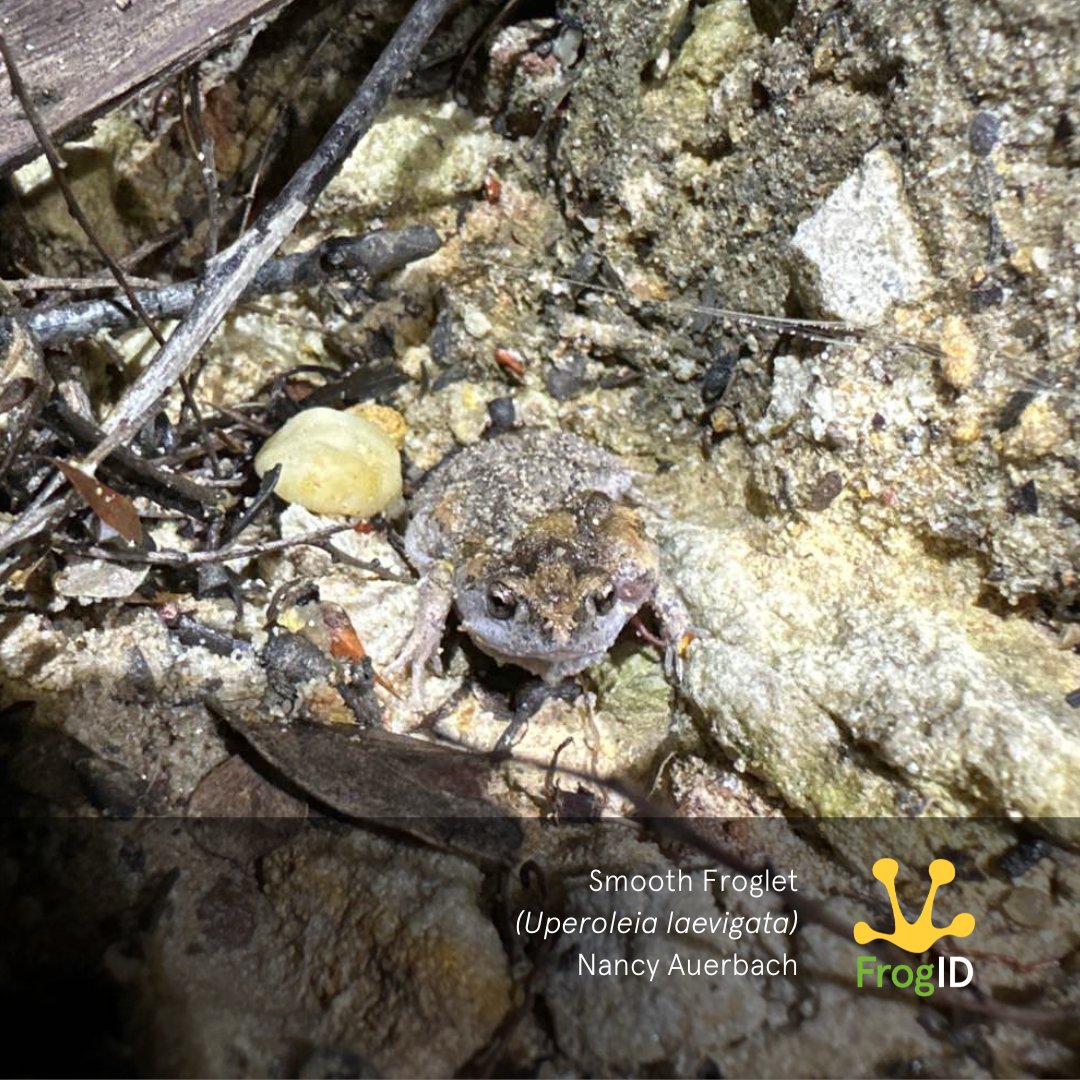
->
[386,561,454,706]
[651,573,696,682]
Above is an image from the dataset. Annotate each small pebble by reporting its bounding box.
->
[346,402,408,449]
[1002,398,1069,461]
[710,405,738,435]
[545,361,588,401]
[939,315,979,391]
[486,396,517,433]
[1008,479,1039,517]
[969,111,1001,157]
[463,307,493,339]
[702,354,737,404]
[807,471,844,511]
[998,837,1050,879]
[999,885,1051,929]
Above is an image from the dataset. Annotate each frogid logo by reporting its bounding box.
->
[854,857,975,998]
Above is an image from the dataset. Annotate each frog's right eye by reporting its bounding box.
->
[486,583,518,620]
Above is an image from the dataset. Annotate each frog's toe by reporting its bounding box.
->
[386,623,448,709]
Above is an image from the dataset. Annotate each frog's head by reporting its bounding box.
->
[453,492,659,682]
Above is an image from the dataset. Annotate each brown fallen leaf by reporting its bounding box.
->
[319,602,400,698]
[53,458,144,543]
[320,602,366,661]
[209,702,523,867]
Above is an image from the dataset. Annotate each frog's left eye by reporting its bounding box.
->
[592,585,616,615]
[486,583,518,620]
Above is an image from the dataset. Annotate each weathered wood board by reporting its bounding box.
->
[0,0,293,177]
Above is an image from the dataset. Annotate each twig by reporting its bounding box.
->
[239,28,334,236]
[88,0,453,466]
[313,540,414,583]
[0,488,71,568]
[15,227,440,346]
[177,370,221,477]
[0,321,49,485]
[0,32,165,348]
[211,404,274,437]
[185,68,221,257]
[45,400,226,510]
[220,464,281,546]
[79,522,359,566]
[122,224,188,270]
[1,273,161,293]
[0,0,451,559]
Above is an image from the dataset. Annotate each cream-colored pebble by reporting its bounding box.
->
[255,407,402,517]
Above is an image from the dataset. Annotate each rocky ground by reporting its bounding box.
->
[2,0,1079,1074]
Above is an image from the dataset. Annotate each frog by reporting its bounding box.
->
[387,428,692,703]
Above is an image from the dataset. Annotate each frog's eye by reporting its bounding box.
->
[486,583,518,620]
[593,585,616,615]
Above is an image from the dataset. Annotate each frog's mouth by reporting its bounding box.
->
[458,622,610,684]
[481,645,605,683]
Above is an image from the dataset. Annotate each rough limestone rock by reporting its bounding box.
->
[789,148,932,324]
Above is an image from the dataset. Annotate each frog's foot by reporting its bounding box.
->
[385,625,443,709]
[385,570,453,708]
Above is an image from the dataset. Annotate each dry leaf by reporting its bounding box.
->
[53,459,144,543]
[320,603,366,661]
[213,706,523,866]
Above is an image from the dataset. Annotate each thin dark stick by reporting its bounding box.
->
[313,541,414,583]
[453,0,525,92]
[0,33,166,348]
[186,68,221,257]
[79,522,359,566]
[221,464,281,545]
[14,226,439,345]
[239,28,334,236]
[182,378,221,474]
[176,76,200,161]
[212,404,274,437]
[122,224,188,269]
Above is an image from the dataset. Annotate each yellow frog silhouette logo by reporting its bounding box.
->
[854,857,975,953]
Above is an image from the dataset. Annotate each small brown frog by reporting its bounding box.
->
[389,428,691,701]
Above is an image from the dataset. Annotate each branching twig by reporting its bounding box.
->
[185,68,221,257]
[87,0,453,466]
[13,227,440,346]
[45,401,226,510]
[0,0,451,558]
[79,522,360,566]
[0,32,165,347]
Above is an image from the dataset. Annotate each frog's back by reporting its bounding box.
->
[404,428,633,568]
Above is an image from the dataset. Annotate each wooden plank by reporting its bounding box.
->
[0,0,293,177]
